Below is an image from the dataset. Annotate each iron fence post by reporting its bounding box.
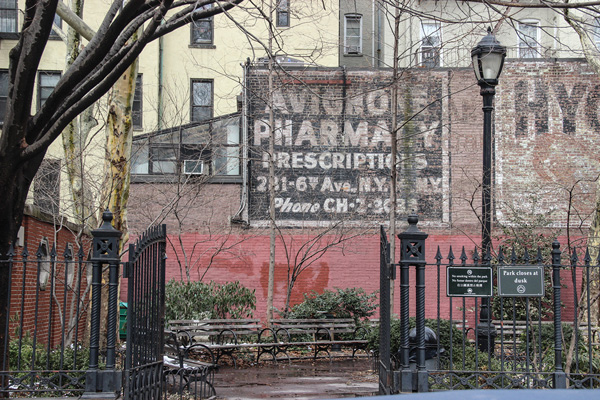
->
[552,240,566,388]
[379,226,393,395]
[398,213,428,392]
[84,210,122,397]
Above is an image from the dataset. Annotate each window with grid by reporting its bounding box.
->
[276,0,289,27]
[344,14,362,54]
[133,74,143,130]
[518,21,540,58]
[38,71,61,110]
[191,80,213,122]
[420,22,441,67]
[0,0,17,34]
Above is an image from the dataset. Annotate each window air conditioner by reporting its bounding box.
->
[184,160,205,175]
[346,45,360,54]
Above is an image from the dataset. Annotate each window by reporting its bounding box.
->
[34,158,61,215]
[133,74,143,130]
[420,22,441,67]
[38,71,61,110]
[344,14,362,55]
[594,18,600,50]
[0,70,8,126]
[131,114,240,178]
[518,20,540,58]
[38,238,51,291]
[191,15,213,45]
[50,14,62,38]
[276,0,289,27]
[191,80,213,122]
[0,0,17,34]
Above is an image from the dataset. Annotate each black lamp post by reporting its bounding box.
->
[471,27,506,355]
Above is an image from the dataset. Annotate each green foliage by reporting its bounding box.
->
[366,317,465,365]
[519,322,600,374]
[165,279,256,321]
[284,287,377,322]
[9,333,90,393]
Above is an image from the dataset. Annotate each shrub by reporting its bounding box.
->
[9,333,90,393]
[165,280,256,321]
[366,317,464,365]
[284,287,377,322]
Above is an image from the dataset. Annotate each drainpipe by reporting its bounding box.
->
[376,0,382,68]
[158,35,164,130]
[232,59,250,223]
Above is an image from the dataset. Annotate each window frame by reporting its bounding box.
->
[0,0,18,37]
[344,14,363,55]
[420,21,442,67]
[133,74,143,130]
[190,79,214,123]
[518,20,540,58]
[37,71,61,111]
[276,0,289,28]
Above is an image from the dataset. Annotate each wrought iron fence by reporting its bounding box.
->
[381,215,600,393]
[0,241,91,396]
[0,211,168,399]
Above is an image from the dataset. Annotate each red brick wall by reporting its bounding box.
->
[9,210,91,348]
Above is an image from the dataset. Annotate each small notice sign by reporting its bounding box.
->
[447,267,493,297]
[498,266,545,297]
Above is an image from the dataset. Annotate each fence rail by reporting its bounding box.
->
[380,215,600,393]
[0,211,166,399]
[0,243,91,395]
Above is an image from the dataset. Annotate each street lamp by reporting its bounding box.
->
[471,27,506,355]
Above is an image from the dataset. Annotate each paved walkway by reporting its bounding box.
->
[213,357,378,399]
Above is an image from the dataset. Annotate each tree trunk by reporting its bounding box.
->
[0,149,45,394]
[61,0,98,231]
[97,59,138,348]
[266,0,276,326]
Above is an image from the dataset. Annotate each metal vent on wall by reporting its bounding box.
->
[184,159,205,175]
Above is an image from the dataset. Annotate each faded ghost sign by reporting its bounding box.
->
[247,69,449,225]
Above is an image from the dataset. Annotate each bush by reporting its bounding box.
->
[366,317,464,365]
[9,333,90,393]
[165,280,256,321]
[518,322,600,374]
[284,287,377,322]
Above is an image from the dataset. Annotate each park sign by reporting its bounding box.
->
[498,265,545,297]
[447,267,493,297]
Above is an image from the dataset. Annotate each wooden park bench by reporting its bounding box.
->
[269,318,370,360]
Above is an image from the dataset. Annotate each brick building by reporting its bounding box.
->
[128,59,598,319]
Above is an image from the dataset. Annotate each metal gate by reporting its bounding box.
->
[379,226,393,394]
[380,214,600,393]
[123,224,167,400]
